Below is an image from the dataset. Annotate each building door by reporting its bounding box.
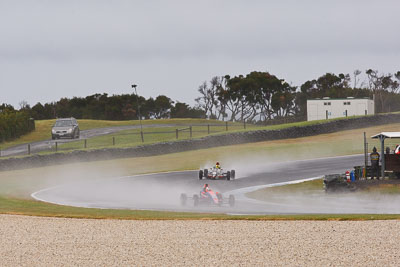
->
[357,103,366,116]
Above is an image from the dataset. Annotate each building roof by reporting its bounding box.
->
[307,97,372,101]
[371,132,400,139]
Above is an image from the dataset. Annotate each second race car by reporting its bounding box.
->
[199,162,236,180]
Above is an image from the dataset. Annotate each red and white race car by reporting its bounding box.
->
[180,185,235,207]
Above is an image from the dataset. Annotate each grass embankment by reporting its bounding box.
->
[1,121,400,220]
[0,119,132,150]
[52,123,254,152]
[56,118,400,155]
[55,118,351,152]
[0,118,251,151]
[1,114,384,154]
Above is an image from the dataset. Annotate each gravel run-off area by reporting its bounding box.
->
[1,215,400,266]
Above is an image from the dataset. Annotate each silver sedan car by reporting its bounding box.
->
[51,118,80,140]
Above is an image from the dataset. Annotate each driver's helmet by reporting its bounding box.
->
[203,184,210,191]
[216,162,220,168]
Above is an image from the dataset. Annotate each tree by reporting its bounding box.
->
[195,78,220,119]
[366,69,400,112]
[218,75,243,121]
[55,98,71,118]
[170,102,205,118]
[121,103,136,119]
[353,69,362,89]
[153,95,173,119]
[31,103,46,120]
[0,103,15,113]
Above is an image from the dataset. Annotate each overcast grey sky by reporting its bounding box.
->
[1,0,399,108]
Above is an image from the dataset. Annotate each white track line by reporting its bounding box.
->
[225,176,324,196]
[31,170,197,204]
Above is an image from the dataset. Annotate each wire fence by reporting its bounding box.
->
[0,122,262,157]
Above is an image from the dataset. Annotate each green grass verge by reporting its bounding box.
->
[1,113,390,153]
[247,179,324,201]
[246,178,400,211]
[0,118,251,151]
[15,115,387,155]
[2,197,400,220]
[2,120,400,220]
[45,124,254,152]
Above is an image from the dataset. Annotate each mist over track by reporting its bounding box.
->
[31,154,398,215]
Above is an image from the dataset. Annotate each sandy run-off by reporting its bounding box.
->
[1,215,400,266]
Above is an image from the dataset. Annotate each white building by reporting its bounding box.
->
[307,97,374,121]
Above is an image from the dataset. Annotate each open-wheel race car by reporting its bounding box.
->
[180,185,235,207]
[199,164,236,180]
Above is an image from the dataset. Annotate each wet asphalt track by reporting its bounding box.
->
[32,154,400,215]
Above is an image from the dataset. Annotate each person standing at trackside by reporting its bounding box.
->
[370,147,380,179]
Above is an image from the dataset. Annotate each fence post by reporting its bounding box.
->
[28,144,31,155]
[243,121,246,129]
[190,126,192,138]
[55,142,58,152]
[207,124,210,134]
[176,129,179,139]
[84,139,87,149]
[140,131,144,143]
[0,148,1,157]
[112,136,115,146]
[226,122,228,131]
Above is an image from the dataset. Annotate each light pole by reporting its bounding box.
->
[132,84,144,142]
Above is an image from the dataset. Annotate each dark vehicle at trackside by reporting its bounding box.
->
[323,174,355,193]
[51,118,80,140]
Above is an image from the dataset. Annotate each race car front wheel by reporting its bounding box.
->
[203,169,208,178]
[231,170,236,179]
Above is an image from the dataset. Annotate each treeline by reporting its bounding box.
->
[196,69,400,122]
[2,68,400,125]
[0,105,35,142]
[8,94,205,121]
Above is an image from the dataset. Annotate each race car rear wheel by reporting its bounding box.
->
[198,170,203,180]
[180,193,187,206]
[231,170,235,179]
[193,194,199,206]
[229,195,235,207]
[226,171,231,180]
[203,169,208,178]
